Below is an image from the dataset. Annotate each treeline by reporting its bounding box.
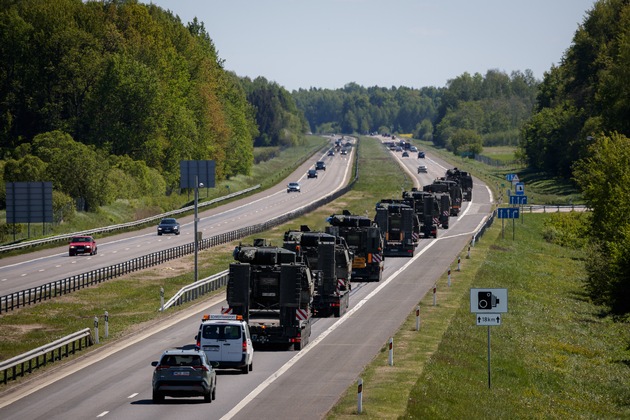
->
[293,71,538,156]
[0,0,305,213]
[526,0,630,316]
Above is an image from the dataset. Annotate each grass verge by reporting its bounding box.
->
[327,214,630,419]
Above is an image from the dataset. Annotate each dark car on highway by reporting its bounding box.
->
[315,161,326,170]
[151,349,217,403]
[307,169,318,178]
[157,218,180,235]
[68,236,97,256]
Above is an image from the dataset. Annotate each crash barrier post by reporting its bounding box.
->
[388,338,394,366]
[416,306,421,331]
[94,316,99,345]
[357,378,363,414]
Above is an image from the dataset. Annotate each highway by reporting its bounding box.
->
[0,137,353,296]
[0,138,494,420]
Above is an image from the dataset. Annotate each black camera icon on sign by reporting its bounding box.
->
[478,291,499,310]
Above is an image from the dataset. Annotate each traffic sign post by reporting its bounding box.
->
[498,208,519,240]
[470,288,508,389]
[509,195,528,225]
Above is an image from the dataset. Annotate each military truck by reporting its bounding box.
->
[283,226,352,317]
[226,239,313,350]
[374,201,418,257]
[326,210,385,282]
[401,190,439,238]
[423,180,463,216]
[445,168,473,201]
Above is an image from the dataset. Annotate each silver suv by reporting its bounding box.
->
[151,349,217,403]
[287,182,301,193]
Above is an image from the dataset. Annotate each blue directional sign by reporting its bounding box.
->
[509,195,528,205]
[515,182,525,195]
[497,208,520,219]
[505,173,519,182]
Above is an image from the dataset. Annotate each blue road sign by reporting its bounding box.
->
[515,182,525,195]
[509,195,528,205]
[505,173,516,181]
[498,208,520,219]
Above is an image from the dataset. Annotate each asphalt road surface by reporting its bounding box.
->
[0,138,493,420]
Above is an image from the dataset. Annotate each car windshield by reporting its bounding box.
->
[71,237,91,243]
[161,219,176,225]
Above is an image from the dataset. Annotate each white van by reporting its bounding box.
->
[195,314,254,374]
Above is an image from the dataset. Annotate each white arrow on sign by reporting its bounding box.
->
[476,313,501,326]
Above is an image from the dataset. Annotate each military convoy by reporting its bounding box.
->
[218,154,473,352]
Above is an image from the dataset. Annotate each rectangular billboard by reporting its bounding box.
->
[6,181,54,223]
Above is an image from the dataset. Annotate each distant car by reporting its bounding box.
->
[315,161,326,170]
[68,236,97,257]
[418,165,428,173]
[402,151,409,157]
[395,146,403,152]
[151,349,217,403]
[340,149,348,155]
[307,169,318,178]
[418,151,425,158]
[287,182,301,193]
[327,150,335,156]
[410,146,418,152]
[157,218,180,235]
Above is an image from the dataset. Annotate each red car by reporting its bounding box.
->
[69,236,97,256]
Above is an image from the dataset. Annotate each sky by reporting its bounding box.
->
[147,0,597,91]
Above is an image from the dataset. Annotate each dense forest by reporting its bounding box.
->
[529,0,629,315]
[0,0,303,212]
[293,70,538,156]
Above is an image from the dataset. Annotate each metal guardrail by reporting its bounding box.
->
[0,142,361,314]
[0,185,261,254]
[0,328,92,384]
[522,204,588,213]
[160,270,229,312]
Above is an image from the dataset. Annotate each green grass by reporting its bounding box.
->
[409,138,582,205]
[480,146,519,163]
[327,214,630,419]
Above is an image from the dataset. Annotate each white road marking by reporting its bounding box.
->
[127,393,138,399]
[221,239,438,420]
[96,411,109,417]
